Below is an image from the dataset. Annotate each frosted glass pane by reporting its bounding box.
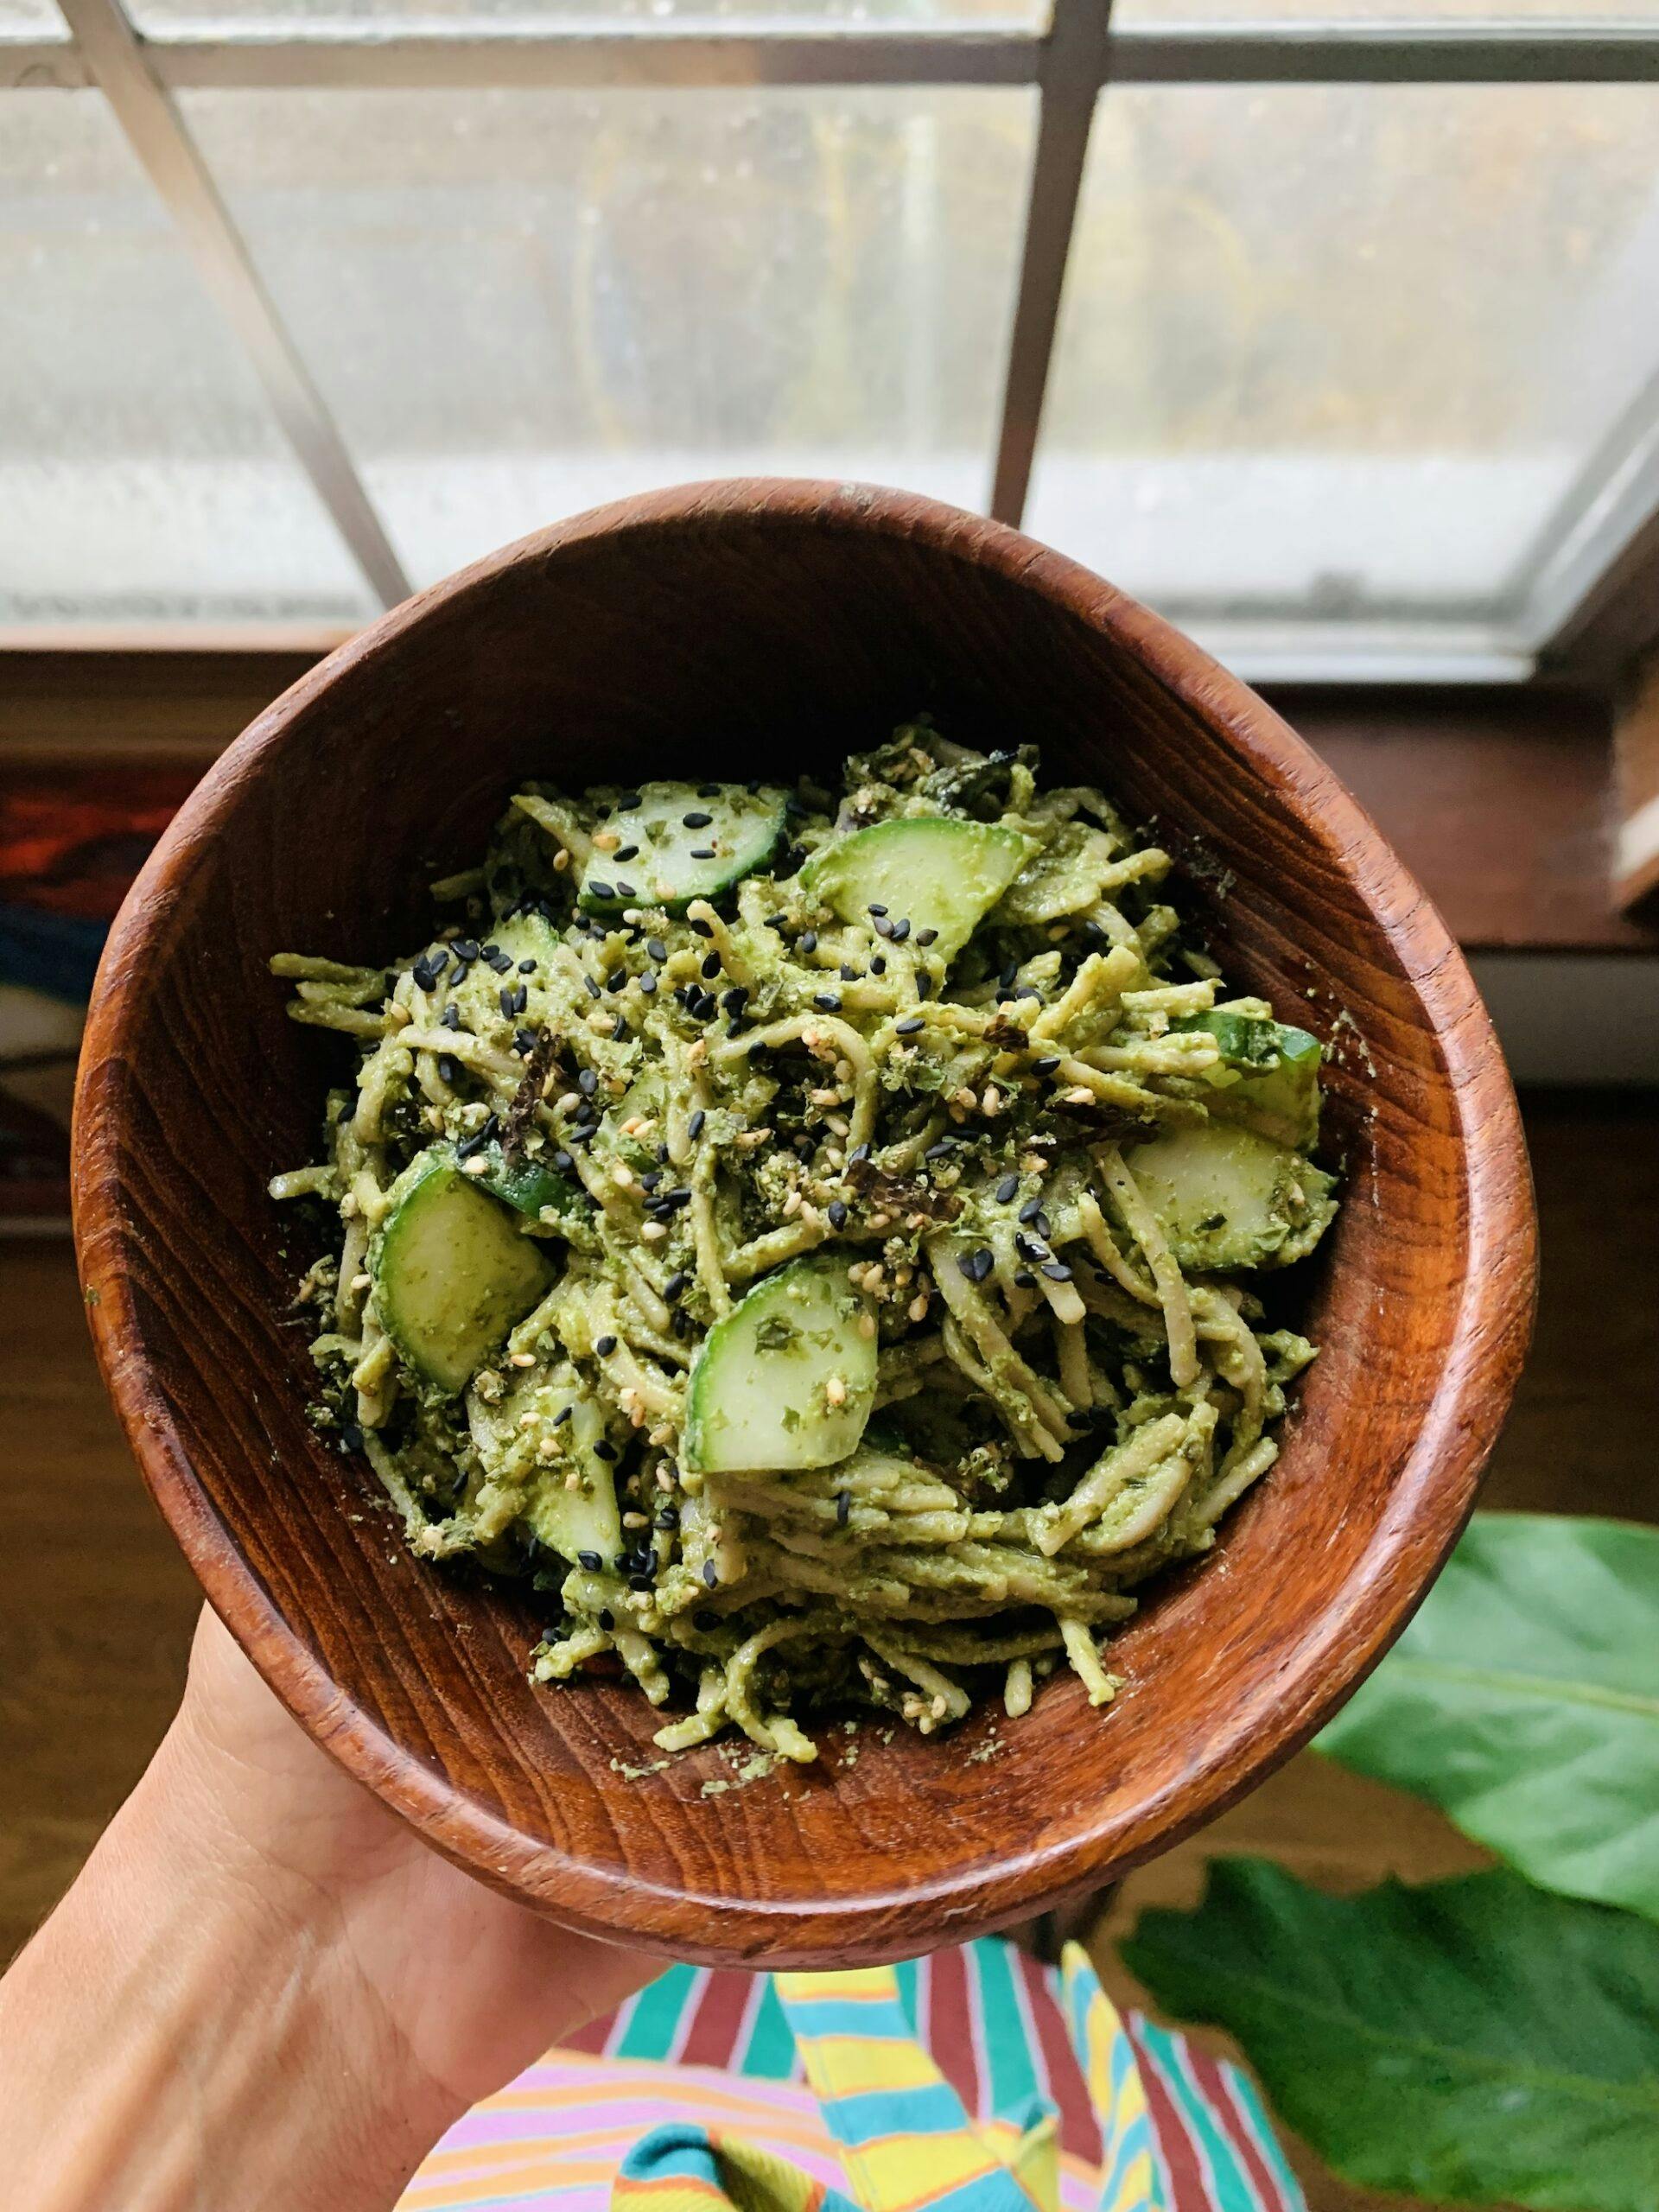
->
[1030,85,1659,625]
[1117,0,1659,18]
[0,92,372,625]
[0,0,65,29]
[182,87,1032,585]
[138,0,1038,29]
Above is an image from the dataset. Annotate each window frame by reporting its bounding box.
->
[6,1,1659,677]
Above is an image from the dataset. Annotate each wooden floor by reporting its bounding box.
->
[1,1090,1653,2209]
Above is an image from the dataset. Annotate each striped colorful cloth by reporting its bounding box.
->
[398,1941,1302,2212]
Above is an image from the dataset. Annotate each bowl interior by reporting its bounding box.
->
[74,484,1532,1967]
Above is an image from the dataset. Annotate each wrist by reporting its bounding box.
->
[0,1712,462,2212]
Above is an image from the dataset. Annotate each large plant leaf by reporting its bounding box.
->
[1122,1859,1659,2212]
[1318,1512,1659,1921]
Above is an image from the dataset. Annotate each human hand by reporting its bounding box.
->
[0,1605,657,2212]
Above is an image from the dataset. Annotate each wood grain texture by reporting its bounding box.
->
[69,480,1538,1968]
[1279,683,1657,954]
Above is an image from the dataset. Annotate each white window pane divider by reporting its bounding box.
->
[7,5,1659,667]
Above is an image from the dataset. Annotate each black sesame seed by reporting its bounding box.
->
[579,1067,599,1095]
[518,957,537,974]
[487,950,512,975]
[867,903,887,917]
[338,1422,365,1454]
[617,844,641,862]
[799,930,818,954]
[615,881,638,899]
[1034,1208,1052,1239]
[577,1549,602,1570]
[598,1608,615,1631]
[924,1140,954,1162]
[814,993,842,1012]
[917,928,938,947]
[702,1560,719,1588]
[894,1015,925,1036]
[664,1271,690,1300]
[594,1334,617,1357]
[701,954,721,981]
[870,956,887,976]
[697,783,721,798]
[828,1199,849,1230]
[836,1489,851,1528]
[915,975,932,1000]
[840,963,858,981]
[552,1150,574,1173]
[849,1142,871,1165]
[891,918,912,943]
[514,1027,538,1054]
[766,913,786,931]
[612,1015,628,1040]
[1042,1261,1074,1282]
[437,1054,460,1084]
[640,1170,662,1192]
[628,1572,654,1592]
[996,1174,1019,1204]
[499,986,515,1017]
[872,915,895,939]
[647,938,667,963]
[721,987,748,1015]
[1014,1268,1037,1287]
[657,1142,671,1164]
[1033,1055,1061,1076]
[688,1109,706,1141]
[606,969,626,995]
[586,882,614,902]
[1000,961,1020,989]
[682,810,713,828]
[583,976,602,1000]
[453,938,480,961]
[960,1247,995,1283]
[455,1115,499,1167]
[688,849,715,861]
[639,972,658,995]
[656,1506,680,1529]
[555,1405,574,1425]
[440,1003,461,1032]
[1019,1198,1043,1224]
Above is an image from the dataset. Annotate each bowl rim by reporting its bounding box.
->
[73,476,1537,1964]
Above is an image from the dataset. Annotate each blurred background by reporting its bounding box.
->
[1,3,1656,2204]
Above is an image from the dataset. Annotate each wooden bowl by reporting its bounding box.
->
[73,480,1535,1968]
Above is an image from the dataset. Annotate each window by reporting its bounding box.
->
[3,0,1658,676]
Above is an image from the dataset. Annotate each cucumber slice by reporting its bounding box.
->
[1122,1122,1335,1274]
[1174,1014,1323,1151]
[444,912,563,1033]
[468,1373,621,1567]
[683,1257,877,1474]
[371,1149,554,1394]
[477,1141,586,1225]
[578,782,786,917]
[803,817,1034,963]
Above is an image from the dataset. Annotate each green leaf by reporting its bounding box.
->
[1318,1513,1659,1921]
[1122,1860,1659,2212]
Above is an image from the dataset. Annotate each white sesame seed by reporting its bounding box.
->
[641,1221,668,1242]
